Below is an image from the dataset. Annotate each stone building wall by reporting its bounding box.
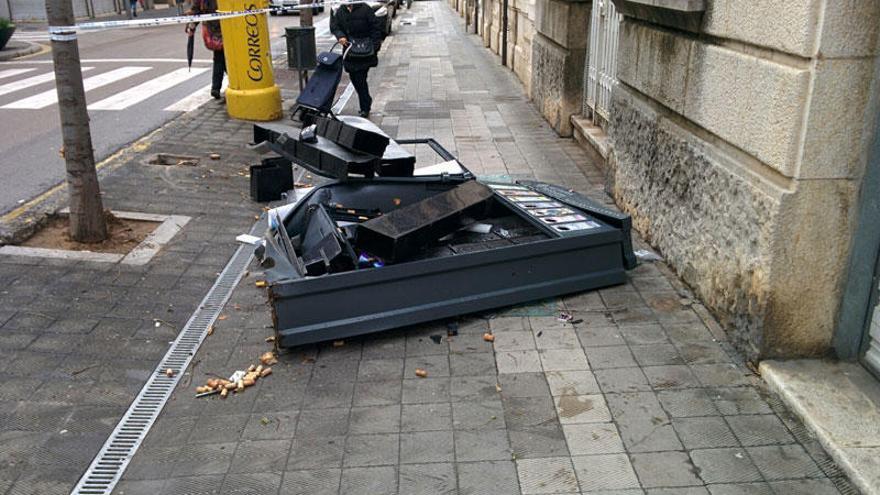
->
[529,0,590,136]
[449,0,536,95]
[607,0,880,359]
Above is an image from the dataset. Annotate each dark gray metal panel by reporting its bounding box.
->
[833,106,880,363]
[861,263,880,376]
[269,233,625,347]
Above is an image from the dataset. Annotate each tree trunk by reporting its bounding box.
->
[46,0,108,243]
[300,0,313,27]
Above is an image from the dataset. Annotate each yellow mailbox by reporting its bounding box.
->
[218,0,282,121]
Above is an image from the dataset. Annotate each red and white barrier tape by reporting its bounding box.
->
[47,1,366,39]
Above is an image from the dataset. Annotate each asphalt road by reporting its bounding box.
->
[0,8,331,216]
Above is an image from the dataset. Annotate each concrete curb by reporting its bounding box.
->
[0,40,44,61]
[761,359,880,495]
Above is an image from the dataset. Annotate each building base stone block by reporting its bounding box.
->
[608,85,857,361]
[529,0,590,136]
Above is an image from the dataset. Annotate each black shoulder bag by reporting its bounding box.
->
[345,37,375,58]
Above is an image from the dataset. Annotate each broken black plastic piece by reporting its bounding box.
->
[300,124,318,143]
[356,181,495,262]
[250,156,293,202]
[300,205,357,276]
[254,121,412,179]
[335,116,415,177]
[314,115,390,157]
[377,140,416,177]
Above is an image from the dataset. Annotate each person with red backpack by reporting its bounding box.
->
[186,0,226,100]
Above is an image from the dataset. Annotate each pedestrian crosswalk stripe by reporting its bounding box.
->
[89,67,210,110]
[11,32,50,40]
[3,67,151,110]
[0,68,36,81]
[0,68,95,98]
[2,58,212,65]
[163,83,222,113]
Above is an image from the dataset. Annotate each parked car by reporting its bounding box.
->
[374,0,396,35]
[269,0,324,15]
[331,0,395,38]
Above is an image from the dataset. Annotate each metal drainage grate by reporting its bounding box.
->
[70,240,256,495]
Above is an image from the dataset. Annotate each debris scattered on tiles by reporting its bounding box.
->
[446,322,459,337]
[557,311,573,322]
[195,363,272,398]
[414,368,428,378]
[634,249,662,262]
[260,351,278,365]
[482,332,495,342]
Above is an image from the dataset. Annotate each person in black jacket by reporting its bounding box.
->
[330,3,382,117]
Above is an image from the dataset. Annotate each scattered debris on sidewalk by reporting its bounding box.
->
[446,322,459,337]
[634,248,662,262]
[414,368,428,378]
[209,152,221,160]
[482,332,495,342]
[236,233,263,245]
[557,311,573,322]
[260,351,278,365]
[195,363,273,398]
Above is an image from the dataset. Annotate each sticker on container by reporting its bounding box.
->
[540,214,588,224]
[530,208,575,217]
[509,195,551,203]
[497,190,542,197]
[552,221,601,232]
[487,183,530,191]
[519,201,564,209]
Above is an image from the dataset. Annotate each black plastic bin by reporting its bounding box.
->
[285,26,317,71]
[250,157,293,202]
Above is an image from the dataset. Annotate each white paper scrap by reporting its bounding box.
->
[236,234,263,245]
[413,160,464,176]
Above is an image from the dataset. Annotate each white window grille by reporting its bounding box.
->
[585,0,621,121]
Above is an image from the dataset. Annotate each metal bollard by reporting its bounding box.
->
[218,0,283,121]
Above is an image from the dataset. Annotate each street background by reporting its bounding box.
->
[0,6,332,216]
